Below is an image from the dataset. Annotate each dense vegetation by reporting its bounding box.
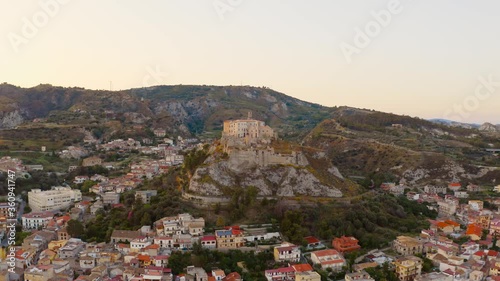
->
[278,193,436,249]
[169,245,274,280]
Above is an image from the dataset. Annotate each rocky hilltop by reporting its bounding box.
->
[188,156,343,198]
[187,116,346,198]
[479,122,500,132]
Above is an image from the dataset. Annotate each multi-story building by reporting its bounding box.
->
[135,190,158,204]
[130,237,152,252]
[155,213,205,237]
[222,112,275,144]
[423,185,447,194]
[102,192,120,205]
[468,200,484,211]
[311,249,346,271]
[215,227,244,249]
[22,212,54,230]
[28,187,82,212]
[264,264,313,281]
[332,236,361,253]
[393,236,423,256]
[0,202,13,218]
[273,242,301,263]
[24,265,55,281]
[58,238,85,259]
[437,200,458,217]
[111,230,142,243]
[476,213,491,230]
[394,256,422,281]
[490,219,500,237]
[200,235,217,249]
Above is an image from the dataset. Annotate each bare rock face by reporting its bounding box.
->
[479,122,499,132]
[402,159,497,185]
[0,110,24,128]
[189,158,342,198]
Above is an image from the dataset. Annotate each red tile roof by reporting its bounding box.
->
[292,264,313,272]
[312,249,341,257]
[223,272,241,281]
[444,220,460,227]
[466,224,483,237]
[304,236,320,244]
[201,235,216,241]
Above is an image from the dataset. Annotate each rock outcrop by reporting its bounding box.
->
[188,159,342,198]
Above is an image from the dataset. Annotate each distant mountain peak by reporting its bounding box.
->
[479,122,499,132]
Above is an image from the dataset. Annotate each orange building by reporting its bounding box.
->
[466,224,483,241]
[332,236,361,253]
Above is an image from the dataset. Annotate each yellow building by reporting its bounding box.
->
[215,228,244,249]
[48,240,68,251]
[393,236,423,256]
[222,112,275,140]
[394,256,422,281]
[295,271,321,281]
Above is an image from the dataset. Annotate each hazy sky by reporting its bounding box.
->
[1,1,499,123]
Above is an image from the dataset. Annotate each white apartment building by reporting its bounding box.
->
[28,187,82,212]
[22,211,54,230]
[155,213,205,237]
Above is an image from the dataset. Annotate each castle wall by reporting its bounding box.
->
[228,148,307,167]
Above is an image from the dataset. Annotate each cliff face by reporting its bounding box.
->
[188,159,343,198]
[479,122,499,132]
[0,110,25,128]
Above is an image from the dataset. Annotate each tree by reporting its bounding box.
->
[81,180,97,193]
[140,213,152,226]
[216,216,225,227]
[67,219,84,238]
[280,210,308,245]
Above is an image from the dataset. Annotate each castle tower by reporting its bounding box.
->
[248,111,252,119]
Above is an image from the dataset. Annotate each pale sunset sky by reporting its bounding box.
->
[1,0,499,123]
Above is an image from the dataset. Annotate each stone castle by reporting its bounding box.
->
[221,112,308,168]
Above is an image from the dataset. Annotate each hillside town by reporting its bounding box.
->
[4,176,500,281]
[0,116,500,281]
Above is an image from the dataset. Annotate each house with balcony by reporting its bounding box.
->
[332,236,361,253]
[215,227,244,249]
[393,236,424,256]
[394,256,422,281]
[273,242,301,263]
[311,249,346,271]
